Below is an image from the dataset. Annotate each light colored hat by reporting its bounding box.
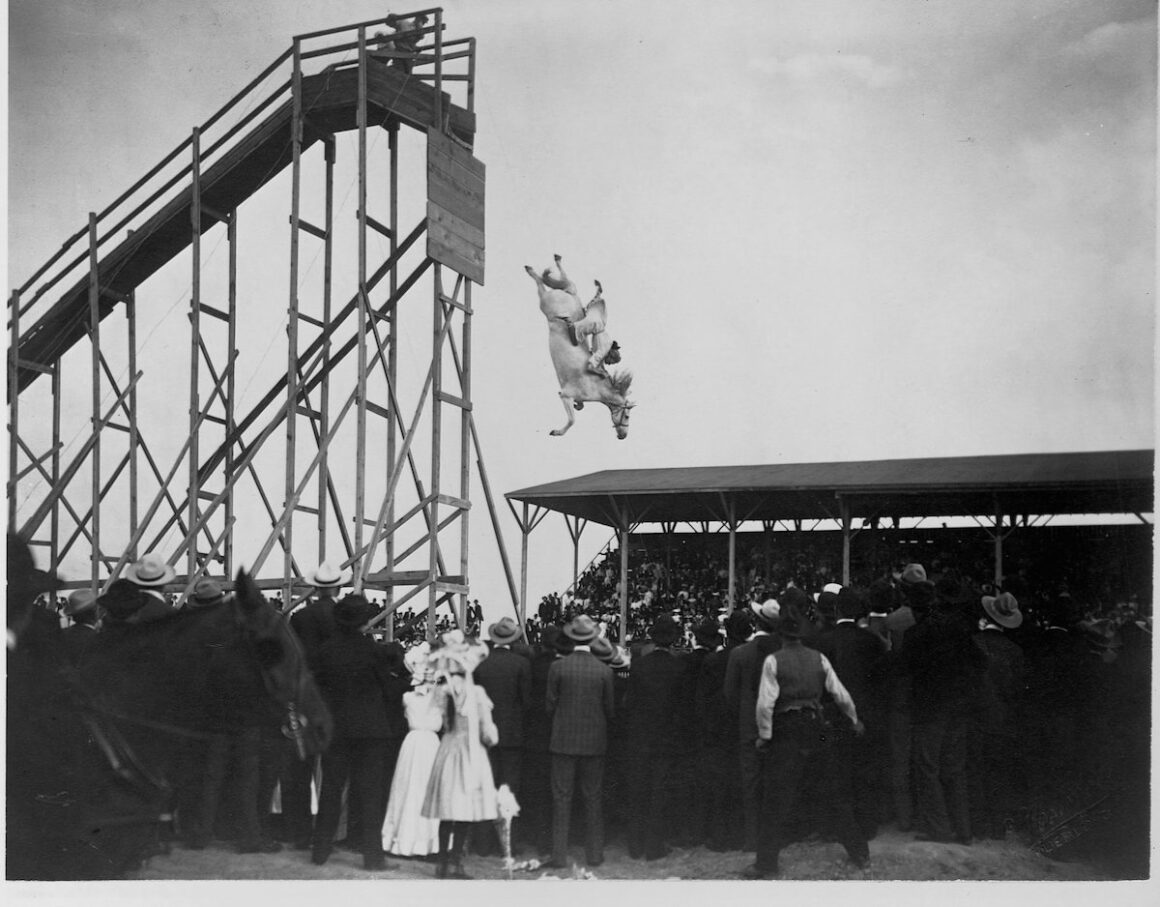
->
[307,560,352,587]
[189,577,228,608]
[563,614,600,643]
[900,563,928,585]
[488,616,522,646]
[64,588,98,616]
[123,553,176,588]
[607,645,631,670]
[982,592,1022,629]
[751,598,781,623]
[589,636,614,661]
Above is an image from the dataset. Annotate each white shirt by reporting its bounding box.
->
[755,651,859,740]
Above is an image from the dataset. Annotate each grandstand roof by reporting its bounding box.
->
[505,449,1155,528]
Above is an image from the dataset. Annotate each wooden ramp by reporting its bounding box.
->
[16,61,474,393]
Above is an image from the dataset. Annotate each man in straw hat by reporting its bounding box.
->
[471,616,532,856]
[968,588,1025,840]
[545,614,615,869]
[281,559,351,850]
[122,552,177,622]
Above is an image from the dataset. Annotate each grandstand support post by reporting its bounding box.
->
[564,514,587,594]
[87,213,101,590]
[618,512,630,646]
[993,496,1003,586]
[508,501,549,629]
[838,494,852,585]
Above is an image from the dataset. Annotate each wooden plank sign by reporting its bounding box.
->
[427,128,485,285]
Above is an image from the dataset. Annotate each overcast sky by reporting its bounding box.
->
[6,0,1156,617]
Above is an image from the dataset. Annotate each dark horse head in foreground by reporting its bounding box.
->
[7,535,332,880]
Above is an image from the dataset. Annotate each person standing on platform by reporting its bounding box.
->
[545,614,615,869]
[471,616,532,856]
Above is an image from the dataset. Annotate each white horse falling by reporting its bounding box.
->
[525,255,634,440]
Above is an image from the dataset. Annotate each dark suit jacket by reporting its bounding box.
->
[546,650,615,756]
[290,596,337,670]
[474,645,532,748]
[314,629,408,739]
[60,623,99,664]
[723,632,781,743]
[526,648,559,753]
[695,645,734,750]
[813,621,888,721]
[624,646,693,752]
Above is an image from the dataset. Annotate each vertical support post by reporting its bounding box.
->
[188,128,202,580]
[618,511,630,646]
[50,355,62,573]
[318,138,335,563]
[284,39,303,606]
[87,213,101,589]
[726,496,737,612]
[993,496,1004,586]
[224,209,238,576]
[839,495,852,585]
[385,122,399,640]
[433,9,444,129]
[355,27,370,588]
[564,514,587,594]
[459,283,472,628]
[7,291,20,530]
[519,501,530,630]
[125,292,139,559]
[428,264,444,628]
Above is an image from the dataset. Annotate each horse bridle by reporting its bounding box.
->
[611,402,631,430]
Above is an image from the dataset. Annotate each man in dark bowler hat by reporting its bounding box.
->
[472,615,532,855]
[282,560,349,849]
[724,595,783,851]
[545,614,615,869]
[623,614,693,860]
[310,594,405,871]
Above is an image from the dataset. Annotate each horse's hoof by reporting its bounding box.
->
[549,429,563,437]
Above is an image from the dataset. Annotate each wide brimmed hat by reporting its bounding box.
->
[982,591,1022,629]
[817,582,843,618]
[563,614,600,643]
[750,598,781,625]
[488,616,522,646]
[900,563,928,586]
[307,560,353,587]
[590,636,614,661]
[334,593,378,630]
[608,644,631,670]
[64,588,98,617]
[190,577,228,608]
[124,553,176,587]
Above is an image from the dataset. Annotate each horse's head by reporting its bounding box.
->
[606,370,635,440]
[233,570,333,755]
[609,400,634,440]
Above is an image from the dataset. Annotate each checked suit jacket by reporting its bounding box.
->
[546,649,615,756]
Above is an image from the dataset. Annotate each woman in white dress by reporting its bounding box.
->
[381,643,443,858]
[420,631,498,879]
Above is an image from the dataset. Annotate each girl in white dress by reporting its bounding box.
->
[420,631,498,879]
[381,643,443,857]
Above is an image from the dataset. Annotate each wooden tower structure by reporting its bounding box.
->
[8,10,512,636]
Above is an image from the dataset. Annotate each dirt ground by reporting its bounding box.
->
[125,824,1109,882]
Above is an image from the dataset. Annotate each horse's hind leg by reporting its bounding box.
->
[524,265,545,289]
[549,393,577,436]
